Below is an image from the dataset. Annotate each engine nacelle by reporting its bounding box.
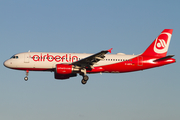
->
[54,73,77,79]
[55,64,79,79]
[56,64,73,74]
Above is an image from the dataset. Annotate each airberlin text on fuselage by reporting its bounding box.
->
[32,53,78,62]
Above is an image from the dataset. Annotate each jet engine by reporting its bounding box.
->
[56,64,74,74]
[54,64,79,79]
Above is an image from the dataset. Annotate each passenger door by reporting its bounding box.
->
[24,54,30,63]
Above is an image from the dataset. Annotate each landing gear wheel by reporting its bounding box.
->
[24,77,28,81]
[80,68,89,85]
[83,75,89,81]
[81,79,87,85]
[81,75,89,85]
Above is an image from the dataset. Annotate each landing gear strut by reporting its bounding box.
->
[80,68,89,85]
[24,70,29,81]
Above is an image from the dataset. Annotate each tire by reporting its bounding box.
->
[81,79,87,84]
[24,77,28,81]
[83,75,89,81]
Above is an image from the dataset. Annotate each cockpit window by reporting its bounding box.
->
[11,55,18,59]
[11,56,15,59]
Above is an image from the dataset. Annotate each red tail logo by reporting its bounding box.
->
[153,32,171,54]
[156,39,167,49]
[142,29,173,57]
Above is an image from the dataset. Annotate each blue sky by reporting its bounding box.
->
[0,0,180,120]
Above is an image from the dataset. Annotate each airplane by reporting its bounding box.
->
[4,29,176,84]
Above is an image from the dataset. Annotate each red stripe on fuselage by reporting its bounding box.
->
[10,68,53,71]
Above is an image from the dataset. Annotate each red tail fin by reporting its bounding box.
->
[141,29,173,57]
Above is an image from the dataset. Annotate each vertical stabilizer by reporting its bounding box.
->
[141,29,173,57]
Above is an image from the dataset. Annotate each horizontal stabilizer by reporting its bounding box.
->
[153,55,175,62]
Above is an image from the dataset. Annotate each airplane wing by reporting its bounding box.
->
[71,48,112,69]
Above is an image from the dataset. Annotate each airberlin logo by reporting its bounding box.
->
[154,33,171,54]
[32,53,78,62]
[156,39,167,49]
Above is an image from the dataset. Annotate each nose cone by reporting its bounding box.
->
[3,60,11,68]
[3,60,8,67]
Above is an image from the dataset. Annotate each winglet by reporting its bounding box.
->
[107,48,113,53]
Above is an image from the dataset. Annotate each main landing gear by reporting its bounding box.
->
[81,75,89,84]
[80,68,89,85]
[24,70,29,81]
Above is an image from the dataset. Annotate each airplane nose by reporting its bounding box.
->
[3,60,10,68]
[3,61,8,67]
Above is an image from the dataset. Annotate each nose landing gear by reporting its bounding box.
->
[24,70,29,81]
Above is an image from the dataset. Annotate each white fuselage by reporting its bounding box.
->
[4,52,137,70]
